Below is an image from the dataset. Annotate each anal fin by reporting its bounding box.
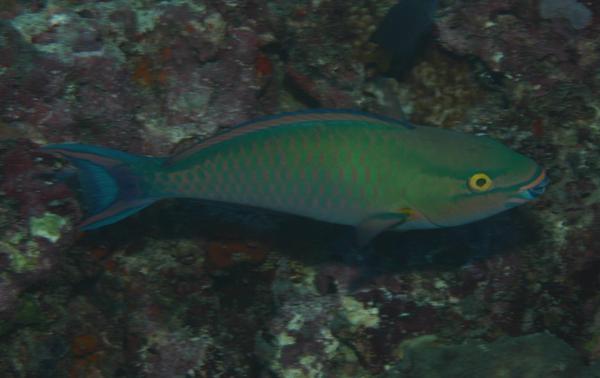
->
[356,211,411,248]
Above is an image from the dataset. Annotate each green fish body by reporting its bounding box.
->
[43,110,547,245]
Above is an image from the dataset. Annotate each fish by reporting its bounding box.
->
[371,0,438,76]
[41,109,548,246]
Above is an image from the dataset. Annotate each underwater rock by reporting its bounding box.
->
[264,0,399,108]
[0,140,79,336]
[539,0,593,30]
[385,332,592,377]
[1,1,266,155]
[436,0,600,99]
[0,0,600,376]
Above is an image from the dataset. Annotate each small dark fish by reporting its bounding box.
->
[371,0,438,76]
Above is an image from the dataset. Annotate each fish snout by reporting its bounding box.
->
[527,176,549,198]
[518,169,549,200]
[505,169,548,208]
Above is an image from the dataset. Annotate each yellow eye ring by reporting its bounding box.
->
[468,173,493,192]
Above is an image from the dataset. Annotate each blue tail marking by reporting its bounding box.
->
[41,144,158,230]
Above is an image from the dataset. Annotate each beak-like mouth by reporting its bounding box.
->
[519,168,549,200]
[506,168,549,207]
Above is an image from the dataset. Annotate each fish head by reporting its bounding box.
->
[410,130,547,228]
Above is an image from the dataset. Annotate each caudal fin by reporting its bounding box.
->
[41,144,159,230]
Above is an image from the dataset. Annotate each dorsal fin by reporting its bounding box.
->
[166,109,414,165]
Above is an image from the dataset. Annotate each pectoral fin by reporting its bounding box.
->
[356,211,410,248]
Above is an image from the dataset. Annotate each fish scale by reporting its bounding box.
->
[42,109,547,245]
[157,122,384,223]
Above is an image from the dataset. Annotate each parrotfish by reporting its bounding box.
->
[42,109,548,246]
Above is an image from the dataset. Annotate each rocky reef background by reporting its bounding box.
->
[1,0,600,376]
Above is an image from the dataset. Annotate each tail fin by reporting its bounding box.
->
[41,144,159,230]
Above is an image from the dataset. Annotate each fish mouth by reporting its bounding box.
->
[506,168,549,206]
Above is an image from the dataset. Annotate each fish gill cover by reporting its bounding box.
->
[0,0,599,377]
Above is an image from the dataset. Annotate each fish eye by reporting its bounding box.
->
[468,173,493,192]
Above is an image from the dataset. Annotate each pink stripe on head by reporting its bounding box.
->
[506,198,528,206]
[519,169,546,192]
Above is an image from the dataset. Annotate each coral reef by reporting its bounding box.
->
[1,0,600,377]
[385,332,596,377]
